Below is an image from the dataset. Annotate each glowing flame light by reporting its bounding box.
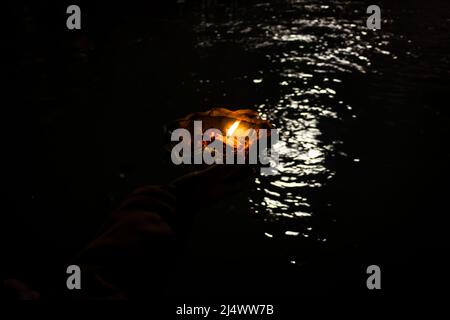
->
[227,120,241,137]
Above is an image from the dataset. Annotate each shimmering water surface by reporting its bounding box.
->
[182,0,450,272]
[11,0,450,295]
[192,1,396,241]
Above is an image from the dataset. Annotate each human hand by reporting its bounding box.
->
[171,164,257,209]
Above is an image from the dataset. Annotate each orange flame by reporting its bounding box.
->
[226,120,241,137]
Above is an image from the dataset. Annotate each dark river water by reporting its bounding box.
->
[9,0,450,295]
[193,1,390,244]
[182,0,449,291]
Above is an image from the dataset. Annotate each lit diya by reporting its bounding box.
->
[167,108,273,165]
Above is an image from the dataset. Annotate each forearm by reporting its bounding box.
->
[70,186,181,299]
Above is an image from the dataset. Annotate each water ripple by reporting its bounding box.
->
[193,0,399,243]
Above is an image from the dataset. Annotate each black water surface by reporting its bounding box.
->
[8,0,450,296]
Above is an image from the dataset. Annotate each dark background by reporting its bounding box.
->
[6,0,450,298]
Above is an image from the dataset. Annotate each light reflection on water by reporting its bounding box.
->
[193,1,396,243]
